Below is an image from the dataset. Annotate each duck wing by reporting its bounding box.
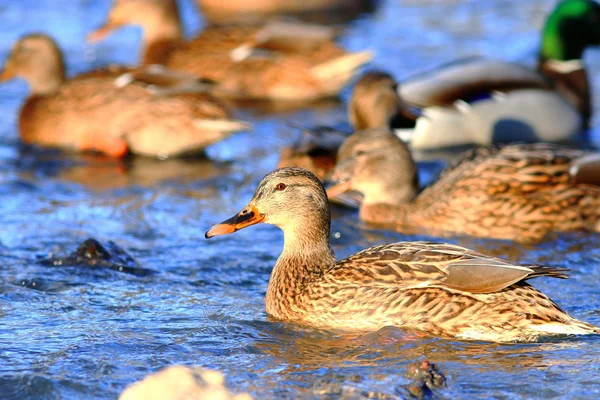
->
[329,241,567,294]
[569,153,600,187]
[435,143,593,194]
[398,58,550,108]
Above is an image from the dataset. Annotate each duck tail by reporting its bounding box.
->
[532,319,600,336]
[310,50,373,83]
[193,119,251,133]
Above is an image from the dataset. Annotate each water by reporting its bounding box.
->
[1,0,600,398]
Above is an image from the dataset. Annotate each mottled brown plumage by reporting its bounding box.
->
[328,129,600,243]
[206,167,599,342]
[0,34,248,158]
[89,0,372,100]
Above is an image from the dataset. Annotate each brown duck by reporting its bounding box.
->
[0,34,248,158]
[205,167,599,342]
[327,128,600,243]
[88,0,372,101]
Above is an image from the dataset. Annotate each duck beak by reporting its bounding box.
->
[205,203,265,239]
[87,23,121,43]
[0,68,15,82]
[326,179,352,199]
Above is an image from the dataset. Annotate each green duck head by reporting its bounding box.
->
[541,0,600,61]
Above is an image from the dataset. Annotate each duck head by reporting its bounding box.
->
[206,168,331,247]
[541,0,600,61]
[0,34,65,95]
[88,0,182,49]
[328,129,418,206]
[349,71,419,132]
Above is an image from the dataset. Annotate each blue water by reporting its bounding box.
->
[1,0,600,398]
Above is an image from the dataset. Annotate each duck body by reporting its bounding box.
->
[206,167,599,342]
[266,242,596,342]
[329,130,600,243]
[20,78,237,157]
[1,34,247,158]
[397,59,584,149]
[166,25,369,101]
[350,0,600,150]
[90,0,372,101]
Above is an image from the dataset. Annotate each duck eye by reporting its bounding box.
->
[275,183,287,191]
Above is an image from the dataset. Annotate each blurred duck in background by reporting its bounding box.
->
[88,0,372,102]
[195,0,377,25]
[349,0,600,150]
[0,34,249,158]
[327,128,600,243]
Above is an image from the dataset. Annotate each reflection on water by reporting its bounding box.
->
[1,0,600,399]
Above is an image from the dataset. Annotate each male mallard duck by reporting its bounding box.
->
[0,34,248,158]
[88,0,372,101]
[350,0,600,150]
[205,167,599,342]
[327,129,600,243]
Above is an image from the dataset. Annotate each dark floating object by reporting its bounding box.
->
[41,238,156,276]
[401,360,446,399]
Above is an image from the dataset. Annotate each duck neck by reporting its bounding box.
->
[141,15,182,65]
[359,200,418,228]
[362,183,417,206]
[265,217,335,319]
[29,58,66,96]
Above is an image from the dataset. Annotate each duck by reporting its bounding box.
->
[326,128,600,243]
[205,167,599,342]
[0,34,248,158]
[350,0,600,150]
[88,0,372,101]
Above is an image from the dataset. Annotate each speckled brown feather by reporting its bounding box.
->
[397,143,600,242]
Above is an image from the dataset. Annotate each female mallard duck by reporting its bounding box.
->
[205,167,599,342]
[0,34,248,158]
[350,0,600,149]
[88,0,372,101]
[327,129,600,243]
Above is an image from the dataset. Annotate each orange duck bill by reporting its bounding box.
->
[205,203,265,239]
[325,179,352,199]
[0,68,15,82]
[87,23,122,43]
